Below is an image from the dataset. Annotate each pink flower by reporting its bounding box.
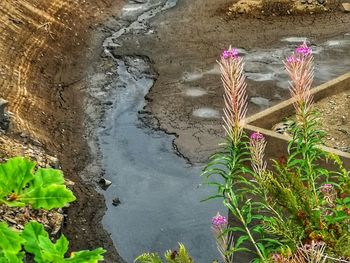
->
[222,48,239,59]
[211,212,228,228]
[296,43,312,56]
[287,56,301,64]
[250,132,264,141]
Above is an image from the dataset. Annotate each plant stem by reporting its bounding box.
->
[234,206,266,262]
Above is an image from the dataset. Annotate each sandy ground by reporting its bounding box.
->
[0,0,124,261]
[110,0,350,164]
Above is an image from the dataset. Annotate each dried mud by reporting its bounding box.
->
[0,0,124,261]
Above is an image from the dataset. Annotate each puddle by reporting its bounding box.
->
[184,88,207,97]
[281,36,309,43]
[182,65,220,82]
[250,97,270,108]
[182,34,350,95]
[193,107,221,119]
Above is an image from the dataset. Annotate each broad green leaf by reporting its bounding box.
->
[22,221,48,262]
[55,236,69,257]
[34,168,65,188]
[0,157,76,210]
[0,222,24,263]
[22,221,104,263]
[21,185,76,210]
[65,248,106,263]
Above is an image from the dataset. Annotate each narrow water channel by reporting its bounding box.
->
[99,55,221,262]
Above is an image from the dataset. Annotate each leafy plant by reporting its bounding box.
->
[202,43,350,262]
[0,157,76,210]
[135,43,350,262]
[0,221,105,262]
[22,221,105,263]
[0,222,24,263]
[135,243,193,263]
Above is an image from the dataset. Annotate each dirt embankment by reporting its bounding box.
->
[0,0,124,261]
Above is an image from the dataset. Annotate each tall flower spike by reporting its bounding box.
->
[218,47,248,144]
[284,42,314,118]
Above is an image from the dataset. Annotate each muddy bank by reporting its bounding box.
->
[0,0,124,261]
[108,0,350,163]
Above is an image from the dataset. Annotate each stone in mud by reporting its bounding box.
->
[112,197,121,207]
[342,3,350,13]
[98,178,112,190]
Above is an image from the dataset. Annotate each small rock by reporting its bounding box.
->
[317,0,325,4]
[342,3,350,13]
[98,178,112,190]
[112,198,121,207]
[48,156,60,168]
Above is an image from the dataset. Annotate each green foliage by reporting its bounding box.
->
[0,223,24,263]
[0,157,76,210]
[135,243,193,263]
[202,104,350,261]
[0,221,105,263]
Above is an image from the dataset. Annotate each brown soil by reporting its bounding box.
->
[227,0,341,17]
[0,0,124,262]
[317,89,350,153]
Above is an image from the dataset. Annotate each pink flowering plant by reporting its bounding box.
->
[135,44,350,263]
[202,43,350,262]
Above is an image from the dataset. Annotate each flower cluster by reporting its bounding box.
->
[250,132,264,141]
[222,48,238,59]
[211,212,228,229]
[286,42,312,65]
[296,43,312,56]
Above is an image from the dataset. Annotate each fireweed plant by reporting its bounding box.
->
[202,44,350,262]
[135,44,350,262]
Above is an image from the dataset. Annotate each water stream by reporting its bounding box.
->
[99,55,221,262]
[99,1,222,262]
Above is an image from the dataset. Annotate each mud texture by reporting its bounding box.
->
[0,1,124,262]
[318,89,350,153]
[109,0,350,163]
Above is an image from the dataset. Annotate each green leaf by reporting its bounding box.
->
[65,248,106,263]
[22,221,105,263]
[0,222,24,263]
[134,253,163,263]
[234,235,249,249]
[0,157,35,195]
[0,157,76,210]
[21,185,76,210]
[22,221,49,262]
[165,243,193,263]
[34,168,65,188]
